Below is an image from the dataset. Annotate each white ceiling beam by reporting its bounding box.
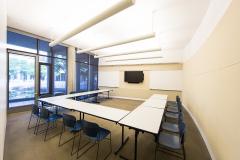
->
[95,47,161,58]
[77,32,155,54]
[106,56,163,62]
[49,0,135,47]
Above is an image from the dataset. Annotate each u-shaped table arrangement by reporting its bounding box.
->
[39,89,168,160]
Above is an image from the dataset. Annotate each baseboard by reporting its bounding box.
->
[183,104,216,160]
[109,96,146,101]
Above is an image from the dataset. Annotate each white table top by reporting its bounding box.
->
[140,99,167,109]
[39,89,112,102]
[44,98,130,122]
[119,107,165,134]
[148,94,168,100]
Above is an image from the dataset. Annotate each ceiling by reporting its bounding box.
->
[7,0,210,65]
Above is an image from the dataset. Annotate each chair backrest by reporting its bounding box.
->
[32,104,39,115]
[62,114,76,128]
[179,121,186,145]
[82,121,99,138]
[39,93,52,98]
[54,92,65,96]
[39,108,50,119]
[69,91,77,94]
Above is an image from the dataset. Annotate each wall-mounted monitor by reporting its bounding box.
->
[124,71,144,83]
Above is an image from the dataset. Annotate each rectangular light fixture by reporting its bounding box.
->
[94,47,161,58]
[77,32,155,54]
[106,56,163,62]
[49,0,135,47]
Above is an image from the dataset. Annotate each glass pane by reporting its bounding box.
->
[52,45,67,59]
[54,59,67,94]
[76,53,89,64]
[90,55,99,66]
[38,40,51,56]
[89,65,98,91]
[7,31,37,53]
[40,65,50,94]
[39,56,51,63]
[9,54,35,108]
[76,62,89,92]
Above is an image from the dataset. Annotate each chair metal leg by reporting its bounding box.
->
[27,114,33,129]
[58,125,64,146]
[71,134,76,156]
[96,142,100,160]
[44,122,50,141]
[34,118,41,135]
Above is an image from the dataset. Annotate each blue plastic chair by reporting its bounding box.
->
[59,114,85,156]
[35,107,63,141]
[166,100,182,113]
[161,112,184,133]
[155,122,186,160]
[77,121,112,160]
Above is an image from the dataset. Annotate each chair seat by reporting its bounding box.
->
[167,101,176,106]
[165,112,179,119]
[46,114,63,122]
[97,127,110,141]
[166,107,179,113]
[89,127,110,141]
[69,120,85,133]
[162,122,179,133]
[158,132,181,149]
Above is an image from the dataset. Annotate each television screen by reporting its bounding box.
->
[124,71,144,83]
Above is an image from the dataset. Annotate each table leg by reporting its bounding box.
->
[115,125,129,155]
[108,91,110,99]
[119,130,139,160]
[134,130,139,160]
[79,112,82,120]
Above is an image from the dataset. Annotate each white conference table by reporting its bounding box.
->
[118,94,168,160]
[42,98,130,122]
[39,91,168,160]
[40,89,112,103]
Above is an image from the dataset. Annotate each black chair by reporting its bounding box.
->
[27,104,40,131]
[39,93,54,111]
[59,114,85,156]
[70,91,77,94]
[77,121,112,160]
[35,107,63,141]
[54,92,65,96]
[155,122,186,160]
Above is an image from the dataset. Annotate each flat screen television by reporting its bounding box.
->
[124,71,144,83]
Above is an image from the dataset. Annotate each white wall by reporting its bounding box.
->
[0,0,7,159]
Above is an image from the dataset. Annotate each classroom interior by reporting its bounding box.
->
[0,0,239,160]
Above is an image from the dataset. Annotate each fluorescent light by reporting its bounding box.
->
[49,0,135,47]
[95,47,161,58]
[106,56,163,62]
[77,32,155,54]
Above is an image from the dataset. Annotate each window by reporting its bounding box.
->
[8,53,36,108]
[52,45,67,94]
[7,31,37,53]
[7,31,68,108]
[76,53,98,92]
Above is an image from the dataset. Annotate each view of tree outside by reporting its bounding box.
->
[54,58,67,93]
[9,54,35,102]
